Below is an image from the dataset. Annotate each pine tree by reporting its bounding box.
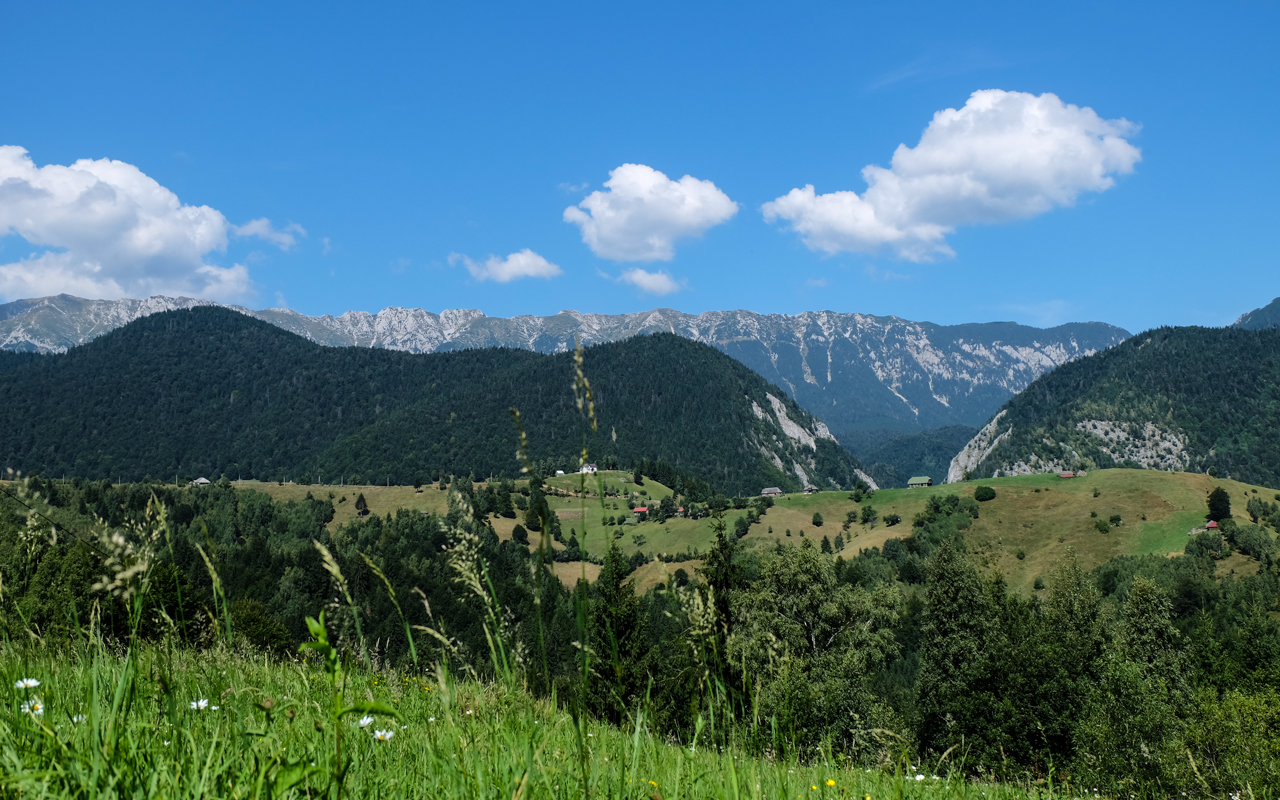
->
[916,541,994,755]
[587,542,654,723]
[1207,487,1231,522]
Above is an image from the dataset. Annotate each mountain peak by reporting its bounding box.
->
[0,294,1128,432]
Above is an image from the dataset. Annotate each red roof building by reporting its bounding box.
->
[1059,472,1075,478]
[633,507,648,513]
[1207,520,1219,529]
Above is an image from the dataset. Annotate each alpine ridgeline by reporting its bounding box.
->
[1234,296,1280,330]
[0,307,867,495]
[947,325,1280,487]
[0,294,1128,433]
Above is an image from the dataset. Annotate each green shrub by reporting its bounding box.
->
[812,512,824,527]
[1095,518,1112,534]
[974,486,997,502]
[229,599,291,654]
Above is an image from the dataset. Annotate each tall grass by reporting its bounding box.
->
[2,636,1074,799]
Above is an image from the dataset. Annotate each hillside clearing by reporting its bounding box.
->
[232,468,1275,592]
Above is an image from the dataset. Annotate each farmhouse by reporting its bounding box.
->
[803,485,818,495]
[1059,472,1075,479]
[908,476,933,488]
[761,487,784,497]
[189,477,211,487]
[580,463,597,474]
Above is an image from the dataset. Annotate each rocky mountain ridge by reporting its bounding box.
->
[945,325,1280,487]
[0,294,1130,433]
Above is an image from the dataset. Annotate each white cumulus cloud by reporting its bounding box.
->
[618,268,682,295]
[762,90,1141,261]
[449,248,563,282]
[233,218,306,250]
[564,163,738,261]
[0,145,270,300]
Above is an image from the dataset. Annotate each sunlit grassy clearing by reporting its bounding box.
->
[232,469,1274,593]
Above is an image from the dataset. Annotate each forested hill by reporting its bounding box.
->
[947,325,1280,486]
[0,307,864,495]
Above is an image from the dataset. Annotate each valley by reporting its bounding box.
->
[240,467,1277,593]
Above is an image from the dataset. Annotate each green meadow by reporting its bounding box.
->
[1,638,1065,799]
[239,468,1276,593]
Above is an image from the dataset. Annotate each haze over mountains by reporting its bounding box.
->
[0,294,1130,436]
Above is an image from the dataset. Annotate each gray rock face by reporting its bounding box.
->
[1234,297,1280,330]
[0,295,1129,431]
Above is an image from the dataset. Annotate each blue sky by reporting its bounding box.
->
[1,0,1277,333]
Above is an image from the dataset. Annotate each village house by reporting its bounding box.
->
[761,487,784,497]
[908,476,933,488]
[580,463,597,474]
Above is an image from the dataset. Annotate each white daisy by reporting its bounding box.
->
[20,698,44,716]
[73,714,87,723]
[356,715,374,728]
[190,699,209,710]
[372,729,395,741]
[14,678,40,689]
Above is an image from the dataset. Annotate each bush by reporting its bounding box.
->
[1016,549,1026,560]
[812,512,824,527]
[974,486,996,502]
[512,524,529,545]
[1110,514,1122,526]
[884,513,901,527]
[229,599,291,655]
[1033,577,1045,590]
[1095,518,1111,534]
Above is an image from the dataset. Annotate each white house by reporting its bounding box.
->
[189,477,211,487]
[580,463,598,474]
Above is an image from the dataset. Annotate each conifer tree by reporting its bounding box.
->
[916,541,994,755]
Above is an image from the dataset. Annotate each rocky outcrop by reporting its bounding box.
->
[947,411,1012,483]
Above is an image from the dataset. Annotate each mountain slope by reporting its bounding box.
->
[843,425,979,488]
[947,326,1280,486]
[0,307,864,495]
[0,295,1128,432]
[1234,296,1280,330]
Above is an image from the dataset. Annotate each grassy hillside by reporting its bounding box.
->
[0,307,865,495]
[244,468,1278,593]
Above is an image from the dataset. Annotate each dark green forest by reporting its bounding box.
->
[2,474,1277,796]
[972,326,1280,486]
[0,307,862,496]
